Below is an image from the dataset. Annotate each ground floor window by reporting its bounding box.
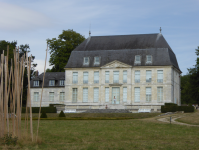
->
[157,87,163,102]
[134,87,140,102]
[60,92,65,101]
[72,88,77,102]
[49,92,54,101]
[146,87,151,102]
[123,87,127,102]
[93,88,99,102]
[83,88,88,102]
[105,88,109,102]
[34,92,39,101]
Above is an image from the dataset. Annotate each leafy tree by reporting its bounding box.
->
[47,29,85,72]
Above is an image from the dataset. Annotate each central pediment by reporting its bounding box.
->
[101,60,132,68]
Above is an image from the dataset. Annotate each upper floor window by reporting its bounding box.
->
[135,71,140,83]
[49,92,54,101]
[113,71,119,84]
[49,80,55,86]
[34,92,39,101]
[60,92,65,101]
[60,80,65,86]
[146,55,152,63]
[73,72,78,84]
[83,72,88,84]
[146,70,152,82]
[34,80,39,86]
[105,71,109,83]
[146,87,151,102]
[135,55,141,64]
[83,57,89,65]
[123,71,127,83]
[157,70,163,83]
[94,71,99,83]
[94,57,100,65]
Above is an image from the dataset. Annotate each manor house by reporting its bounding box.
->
[30,32,181,112]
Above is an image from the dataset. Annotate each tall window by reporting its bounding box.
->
[83,88,88,102]
[49,92,54,101]
[73,72,78,84]
[135,71,140,83]
[157,87,163,102]
[105,71,109,83]
[113,71,119,83]
[123,87,127,102]
[134,87,140,102]
[83,57,89,65]
[49,80,55,86]
[83,72,88,84]
[93,88,99,102]
[123,71,127,83]
[146,70,152,82]
[157,70,163,83]
[72,88,78,103]
[34,92,39,101]
[94,71,99,83]
[94,57,100,65]
[146,55,152,63]
[34,81,39,86]
[135,55,141,63]
[60,92,65,101]
[146,87,151,102]
[60,80,65,86]
[105,87,109,102]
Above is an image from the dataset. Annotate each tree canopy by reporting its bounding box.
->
[181,46,199,104]
[47,29,85,72]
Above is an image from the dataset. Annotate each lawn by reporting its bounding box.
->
[1,113,199,150]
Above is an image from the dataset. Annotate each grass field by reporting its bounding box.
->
[1,112,199,150]
[177,109,199,125]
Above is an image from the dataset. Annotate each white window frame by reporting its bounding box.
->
[105,87,109,102]
[135,55,141,64]
[123,87,127,102]
[60,80,65,86]
[73,72,78,84]
[113,71,119,84]
[83,88,88,102]
[34,80,39,86]
[34,92,39,101]
[146,70,152,82]
[93,88,99,102]
[83,57,89,65]
[105,71,109,83]
[134,87,140,102]
[94,56,100,65]
[146,55,152,63]
[49,92,54,102]
[135,70,140,83]
[49,80,55,86]
[146,87,151,102]
[157,87,163,102]
[72,88,78,103]
[83,72,88,84]
[157,70,163,83]
[123,71,127,83]
[94,71,99,84]
[60,92,65,101]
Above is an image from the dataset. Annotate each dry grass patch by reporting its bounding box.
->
[177,110,199,125]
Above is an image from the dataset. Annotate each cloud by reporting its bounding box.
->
[0,2,52,31]
[34,59,52,75]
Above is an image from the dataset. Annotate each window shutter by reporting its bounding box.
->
[105,88,109,102]
[83,88,88,102]
[93,88,99,102]
[134,88,140,102]
[123,87,127,102]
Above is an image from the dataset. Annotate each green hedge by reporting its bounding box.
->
[161,104,194,113]
[165,103,177,106]
[22,107,56,113]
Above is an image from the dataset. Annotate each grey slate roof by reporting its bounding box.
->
[65,33,181,72]
[30,72,65,88]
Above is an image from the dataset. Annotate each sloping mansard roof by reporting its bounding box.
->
[65,33,181,72]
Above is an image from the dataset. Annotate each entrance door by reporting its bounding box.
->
[112,87,120,104]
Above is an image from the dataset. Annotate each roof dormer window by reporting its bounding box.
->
[135,55,141,64]
[34,80,39,86]
[146,55,152,64]
[83,57,89,65]
[94,56,100,65]
[60,80,65,86]
[49,80,55,86]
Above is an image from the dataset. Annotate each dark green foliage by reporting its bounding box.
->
[165,103,178,106]
[177,106,194,113]
[40,111,47,118]
[161,104,194,113]
[47,29,85,72]
[1,133,18,146]
[161,105,178,113]
[22,107,56,113]
[59,111,66,117]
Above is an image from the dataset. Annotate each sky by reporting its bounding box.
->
[0,0,199,75]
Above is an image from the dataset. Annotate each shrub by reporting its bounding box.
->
[1,133,18,146]
[161,105,177,113]
[22,107,56,113]
[177,106,194,112]
[40,111,47,118]
[161,104,195,113]
[59,111,66,117]
[165,103,177,106]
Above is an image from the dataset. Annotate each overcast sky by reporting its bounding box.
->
[0,0,199,75]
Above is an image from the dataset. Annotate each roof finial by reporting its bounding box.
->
[160,27,162,33]
[89,23,91,37]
